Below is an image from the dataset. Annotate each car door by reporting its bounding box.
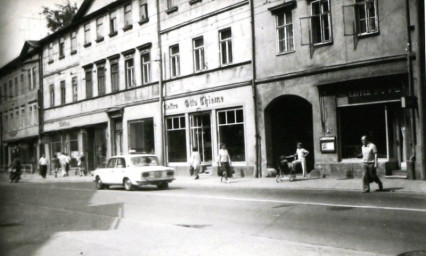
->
[113,157,126,184]
[102,158,116,184]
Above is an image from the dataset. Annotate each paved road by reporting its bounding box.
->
[0,181,425,256]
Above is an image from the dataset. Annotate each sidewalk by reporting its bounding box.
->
[1,171,425,194]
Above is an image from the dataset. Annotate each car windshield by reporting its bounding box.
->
[131,156,159,167]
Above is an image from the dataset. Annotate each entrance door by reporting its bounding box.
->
[190,113,212,164]
[265,95,314,172]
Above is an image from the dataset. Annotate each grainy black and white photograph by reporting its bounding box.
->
[0,0,425,255]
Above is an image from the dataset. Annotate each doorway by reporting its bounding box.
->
[190,113,212,164]
[265,95,314,172]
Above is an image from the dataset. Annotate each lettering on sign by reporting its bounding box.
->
[59,121,70,127]
[165,103,178,110]
[184,95,225,109]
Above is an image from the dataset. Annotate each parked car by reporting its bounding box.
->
[92,154,175,191]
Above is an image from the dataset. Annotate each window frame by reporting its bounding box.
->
[355,0,379,36]
[59,37,65,59]
[109,10,118,36]
[124,3,133,29]
[84,23,91,45]
[166,115,187,162]
[140,50,151,85]
[96,17,104,41]
[49,84,55,107]
[85,67,93,98]
[110,58,120,92]
[125,56,136,88]
[97,63,106,96]
[169,44,180,78]
[219,28,233,66]
[71,31,77,53]
[275,10,295,54]
[60,80,66,105]
[139,0,148,23]
[72,76,78,102]
[193,37,205,72]
[310,0,332,46]
[217,107,246,162]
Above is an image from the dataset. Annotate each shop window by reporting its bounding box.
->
[128,118,154,154]
[340,105,387,159]
[217,108,245,161]
[70,132,79,167]
[219,28,232,65]
[51,134,62,157]
[276,10,294,53]
[169,44,180,78]
[193,37,205,72]
[166,116,187,162]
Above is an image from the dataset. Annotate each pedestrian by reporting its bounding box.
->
[190,147,201,180]
[217,143,232,183]
[38,154,49,179]
[8,158,22,183]
[77,153,86,176]
[292,142,309,179]
[59,152,69,177]
[51,154,60,178]
[361,135,383,193]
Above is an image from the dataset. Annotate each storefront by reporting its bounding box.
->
[163,86,256,176]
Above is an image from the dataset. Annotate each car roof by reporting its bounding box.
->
[110,154,157,158]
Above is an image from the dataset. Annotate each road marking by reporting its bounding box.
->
[141,191,426,213]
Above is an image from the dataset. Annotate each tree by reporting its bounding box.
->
[41,0,78,33]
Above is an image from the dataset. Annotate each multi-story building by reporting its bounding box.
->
[0,41,41,172]
[254,0,425,179]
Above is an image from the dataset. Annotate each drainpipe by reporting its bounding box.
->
[38,49,44,162]
[249,0,260,178]
[405,0,417,179]
[416,0,425,180]
[156,0,166,165]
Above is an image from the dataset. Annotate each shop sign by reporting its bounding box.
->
[9,131,18,137]
[59,121,70,127]
[320,136,336,153]
[165,95,225,111]
[338,87,401,106]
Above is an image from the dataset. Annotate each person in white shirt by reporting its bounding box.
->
[38,154,49,179]
[361,135,383,193]
[190,147,202,180]
[292,142,309,179]
[217,143,232,183]
[59,152,69,177]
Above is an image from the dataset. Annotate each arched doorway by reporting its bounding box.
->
[265,95,314,172]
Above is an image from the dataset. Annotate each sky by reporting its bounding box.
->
[0,0,84,68]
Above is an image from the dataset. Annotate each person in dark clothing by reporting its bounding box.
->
[9,158,22,183]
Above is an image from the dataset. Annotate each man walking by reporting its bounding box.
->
[39,154,49,179]
[361,135,383,193]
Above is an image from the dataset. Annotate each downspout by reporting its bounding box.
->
[416,0,425,180]
[38,49,44,160]
[249,0,260,177]
[156,0,166,165]
[405,0,417,179]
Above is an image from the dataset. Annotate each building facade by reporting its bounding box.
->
[254,0,425,179]
[0,41,41,173]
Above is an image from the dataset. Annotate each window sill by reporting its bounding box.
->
[166,6,178,14]
[189,0,202,5]
[357,31,379,38]
[109,31,118,37]
[313,40,333,48]
[123,24,133,32]
[48,60,54,64]
[70,50,77,55]
[138,18,149,25]
[84,42,92,48]
[96,37,105,43]
[59,55,65,60]
[276,50,295,56]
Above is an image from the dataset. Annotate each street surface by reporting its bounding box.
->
[0,178,425,256]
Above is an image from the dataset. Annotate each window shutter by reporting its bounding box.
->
[299,16,315,58]
[342,4,359,50]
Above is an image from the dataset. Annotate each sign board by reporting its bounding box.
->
[320,136,336,153]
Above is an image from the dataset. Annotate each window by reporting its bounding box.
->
[28,102,38,125]
[85,67,93,98]
[28,67,36,90]
[276,10,294,53]
[109,10,117,35]
[169,44,180,78]
[20,106,25,128]
[59,37,65,58]
[125,56,135,88]
[96,17,104,41]
[3,113,7,131]
[51,134,62,157]
[356,0,378,35]
[9,80,13,97]
[128,118,155,154]
[48,42,54,62]
[14,77,18,96]
[9,111,13,130]
[110,58,120,92]
[49,84,55,107]
[70,132,79,160]
[124,4,133,28]
[217,108,245,161]
[166,116,187,162]
[193,37,205,72]
[97,63,106,96]
[84,23,91,45]
[141,50,151,84]
[14,108,19,130]
[72,77,78,102]
[139,0,148,22]
[311,0,332,45]
[60,81,66,105]
[219,29,233,65]
[71,31,77,53]
[167,0,176,9]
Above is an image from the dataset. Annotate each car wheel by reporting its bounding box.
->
[123,178,134,191]
[157,182,169,190]
[96,177,105,190]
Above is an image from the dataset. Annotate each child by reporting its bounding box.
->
[293,142,309,179]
